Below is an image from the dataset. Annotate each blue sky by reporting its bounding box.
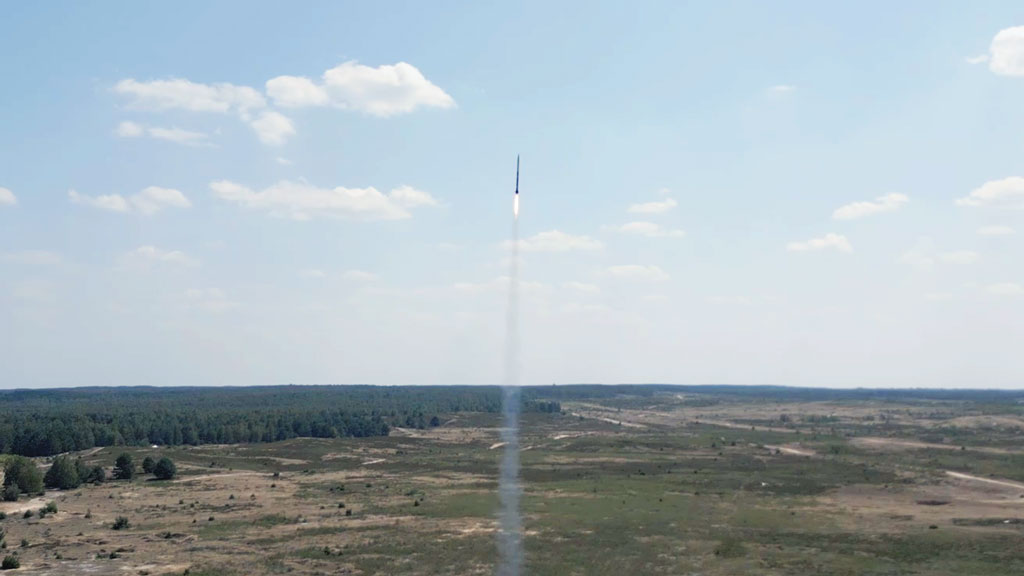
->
[2,2,1023,388]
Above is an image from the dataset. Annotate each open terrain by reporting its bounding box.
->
[3,386,1024,574]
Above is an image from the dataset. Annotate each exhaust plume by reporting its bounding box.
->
[497,158,523,576]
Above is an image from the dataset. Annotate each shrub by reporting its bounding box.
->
[3,457,43,496]
[42,502,57,515]
[21,511,32,520]
[713,537,746,558]
[0,512,6,520]
[1,486,17,503]
[86,466,106,485]
[113,454,134,481]
[112,516,130,530]
[19,540,26,548]
[153,458,176,481]
[44,456,82,490]
[1,555,19,570]
[141,456,156,474]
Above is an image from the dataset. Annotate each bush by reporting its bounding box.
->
[42,502,57,515]
[112,516,130,530]
[21,511,32,520]
[153,458,176,481]
[44,456,82,490]
[1,486,18,503]
[113,454,134,481]
[141,456,156,474]
[86,466,105,484]
[714,537,747,558]
[75,459,91,483]
[1,555,19,570]
[3,457,43,496]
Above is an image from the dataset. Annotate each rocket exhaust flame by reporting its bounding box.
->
[497,156,523,576]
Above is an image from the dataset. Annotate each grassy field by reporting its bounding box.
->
[3,391,1024,574]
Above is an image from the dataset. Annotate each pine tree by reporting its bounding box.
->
[113,453,135,480]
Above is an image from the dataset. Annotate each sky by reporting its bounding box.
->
[2,2,1024,389]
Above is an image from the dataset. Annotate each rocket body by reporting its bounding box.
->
[513,155,520,220]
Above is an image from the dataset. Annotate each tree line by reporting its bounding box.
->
[0,385,562,457]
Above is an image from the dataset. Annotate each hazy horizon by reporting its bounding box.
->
[3,2,1024,389]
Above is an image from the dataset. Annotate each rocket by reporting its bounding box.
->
[513,155,520,220]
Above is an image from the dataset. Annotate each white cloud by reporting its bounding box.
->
[769,85,796,93]
[210,179,436,221]
[184,288,239,312]
[609,221,685,238]
[116,121,210,146]
[627,197,677,214]
[264,75,329,107]
[249,111,296,146]
[956,177,1024,208]
[131,186,192,214]
[114,78,265,113]
[276,157,293,166]
[987,282,1024,296]
[342,269,378,281]
[266,61,455,117]
[508,230,603,252]
[0,187,15,206]
[966,54,989,65]
[0,250,62,265]
[978,225,1015,236]
[607,265,669,282]
[832,193,908,220]
[562,281,600,293]
[924,292,954,302]
[989,26,1024,76]
[68,189,130,213]
[299,268,327,279]
[786,233,852,253]
[115,121,144,137]
[389,185,438,208]
[125,245,197,266]
[69,187,190,215]
[940,250,980,265]
[114,78,292,146]
[147,126,210,146]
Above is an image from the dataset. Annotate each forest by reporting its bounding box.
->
[4,383,1019,458]
[0,385,563,457]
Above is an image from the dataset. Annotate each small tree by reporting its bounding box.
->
[153,457,176,480]
[86,466,106,484]
[1,486,18,503]
[44,456,82,490]
[141,456,156,474]
[3,456,43,495]
[113,453,134,481]
[112,516,130,530]
[1,555,20,570]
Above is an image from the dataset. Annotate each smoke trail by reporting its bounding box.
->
[497,214,523,576]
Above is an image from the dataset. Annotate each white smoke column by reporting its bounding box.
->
[497,208,523,576]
